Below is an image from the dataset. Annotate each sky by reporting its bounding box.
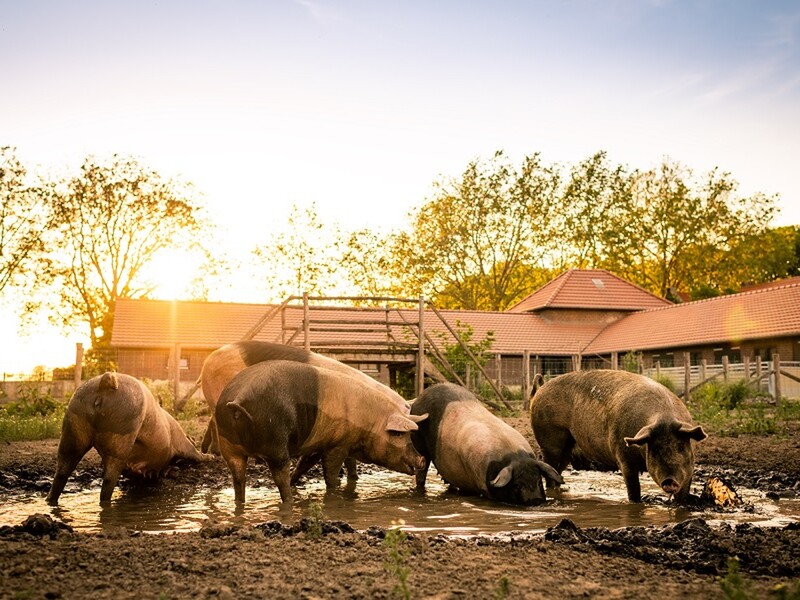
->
[2,0,800,374]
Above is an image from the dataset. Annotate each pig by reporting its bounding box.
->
[529,369,707,503]
[214,359,428,503]
[199,341,410,465]
[46,372,208,505]
[410,383,563,505]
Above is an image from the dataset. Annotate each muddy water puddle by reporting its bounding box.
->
[2,467,798,535]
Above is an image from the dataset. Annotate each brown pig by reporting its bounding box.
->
[47,372,208,505]
[411,383,562,505]
[214,360,427,503]
[199,341,410,458]
[530,369,707,502]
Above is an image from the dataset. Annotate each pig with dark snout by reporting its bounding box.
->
[214,360,428,503]
[410,383,562,505]
[529,369,707,503]
[47,372,208,505]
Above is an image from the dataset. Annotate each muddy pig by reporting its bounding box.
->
[199,341,410,465]
[411,383,562,505]
[214,360,428,503]
[530,369,707,502]
[47,372,208,505]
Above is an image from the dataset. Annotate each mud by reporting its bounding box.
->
[1,416,799,598]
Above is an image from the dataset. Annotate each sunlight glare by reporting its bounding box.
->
[140,249,200,301]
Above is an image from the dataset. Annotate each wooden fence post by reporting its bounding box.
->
[416,296,425,398]
[722,355,729,385]
[172,343,181,407]
[303,292,310,353]
[701,358,707,384]
[495,354,502,389]
[756,357,762,393]
[523,349,531,401]
[773,353,781,401]
[684,352,691,402]
[611,352,618,370]
[74,343,84,388]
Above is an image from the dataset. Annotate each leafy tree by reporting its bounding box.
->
[599,160,777,298]
[557,151,629,269]
[336,227,398,301]
[0,147,56,293]
[251,202,343,301]
[389,151,560,310]
[33,154,206,353]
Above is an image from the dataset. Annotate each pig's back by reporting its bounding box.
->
[67,372,147,432]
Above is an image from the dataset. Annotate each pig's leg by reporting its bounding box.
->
[99,455,128,504]
[344,456,358,482]
[290,453,321,485]
[538,429,573,487]
[619,461,642,503]
[415,458,431,489]
[218,437,249,503]
[46,426,92,505]
[200,418,215,454]
[321,448,348,489]
[267,458,293,503]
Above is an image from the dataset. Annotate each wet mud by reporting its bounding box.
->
[1,417,799,598]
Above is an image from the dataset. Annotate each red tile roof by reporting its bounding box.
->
[111,300,606,356]
[583,281,800,354]
[507,269,670,313]
[111,273,800,358]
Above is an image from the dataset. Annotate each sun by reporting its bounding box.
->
[140,248,200,300]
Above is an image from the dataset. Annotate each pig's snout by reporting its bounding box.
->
[661,478,681,495]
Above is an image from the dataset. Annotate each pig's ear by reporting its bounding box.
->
[624,424,654,447]
[536,460,564,485]
[408,412,428,423]
[386,413,419,433]
[227,402,253,423]
[677,422,707,441]
[490,465,513,488]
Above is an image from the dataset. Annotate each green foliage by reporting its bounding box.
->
[621,351,642,373]
[720,557,752,600]
[383,520,412,600]
[306,501,324,539]
[27,154,207,349]
[494,576,511,599]
[653,375,677,394]
[689,381,800,437]
[431,320,494,385]
[389,150,561,311]
[0,386,65,442]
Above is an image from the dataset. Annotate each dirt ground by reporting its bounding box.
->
[1,416,799,599]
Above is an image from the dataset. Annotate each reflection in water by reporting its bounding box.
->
[2,467,798,535]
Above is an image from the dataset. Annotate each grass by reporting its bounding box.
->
[0,378,210,443]
[688,381,800,437]
[0,385,67,442]
[383,520,412,600]
[719,557,800,600]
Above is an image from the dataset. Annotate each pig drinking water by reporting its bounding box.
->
[214,360,427,503]
[529,369,707,502]
[411,383,562,505]
[47,372,208,505]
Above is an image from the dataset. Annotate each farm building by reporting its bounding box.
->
[109,269,800,400]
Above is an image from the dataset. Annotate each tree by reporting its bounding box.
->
[0,147,56,293]
[599,160,777,298]
[36,155,206,351]
[557,151,629,269]
[251,202,343,301]
[389,151,560,310]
